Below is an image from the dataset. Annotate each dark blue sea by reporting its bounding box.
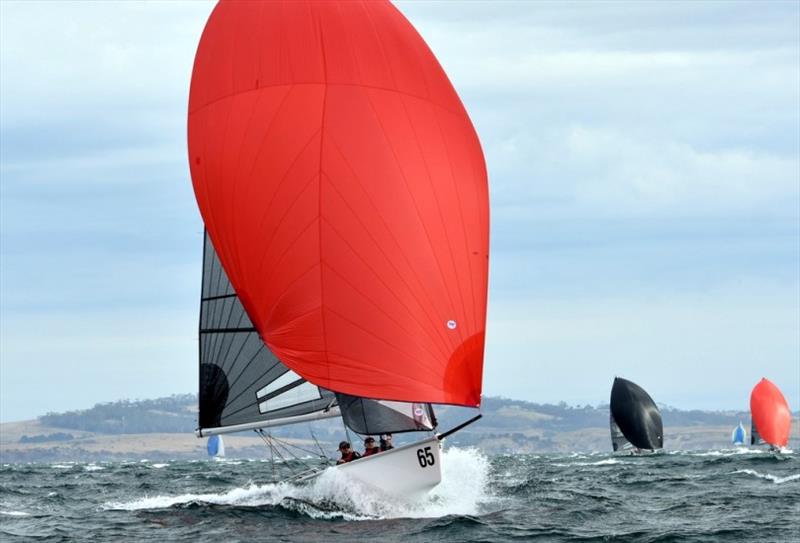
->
[1,448,798,542]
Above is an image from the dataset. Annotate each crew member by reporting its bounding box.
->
[363,436,380,457]
[379,433,394,451]
[336,441,361,464]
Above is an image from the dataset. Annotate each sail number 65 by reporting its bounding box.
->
[416,446,435,468]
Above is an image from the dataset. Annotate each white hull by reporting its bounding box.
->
[337,435,442,497]
[296,435,442,498]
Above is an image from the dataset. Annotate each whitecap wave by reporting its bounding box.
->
[211,458,242,465]
[84,464,104,472]
[733,469,800,484]
[150,463,169,469]
[552,458,623,467]
[104,447,492,520]
[1,510,31,517]
[687,449,768,457]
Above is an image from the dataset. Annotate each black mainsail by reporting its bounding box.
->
[198,232,338,436]
[197,232,437,439]
[609,377,663,451]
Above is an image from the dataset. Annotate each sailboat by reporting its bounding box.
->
[207,434,225,459]
[731,421,746,447]
[609,377,663,453]
[749,378,791,451]
[187,0,489,497]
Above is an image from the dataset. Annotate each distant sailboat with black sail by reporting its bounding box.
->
[749,378,791,452]
[609,377,663,453]
[187,0,489,497]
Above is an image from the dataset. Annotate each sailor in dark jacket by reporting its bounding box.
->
[336,441,361,464]
[379,433,394,451]
[362,436,380,457]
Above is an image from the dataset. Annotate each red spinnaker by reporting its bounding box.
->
[187,1,489,406]
[750,378,791,448]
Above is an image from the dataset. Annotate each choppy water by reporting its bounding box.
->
[1,448,798,542]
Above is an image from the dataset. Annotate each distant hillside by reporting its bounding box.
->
[1,395,797,462]
[38,395,197,434]
[32,394,759,436]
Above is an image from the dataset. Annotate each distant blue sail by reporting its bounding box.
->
[207,435,224,458]
[731,422,746,446]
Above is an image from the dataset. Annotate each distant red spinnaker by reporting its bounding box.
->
[750,378,791,448]
[187,1,489,407]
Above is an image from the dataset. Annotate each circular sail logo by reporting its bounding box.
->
[447,320,457,330]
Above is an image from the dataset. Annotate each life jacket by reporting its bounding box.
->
[363,447,380,457]
[340,451,361,463]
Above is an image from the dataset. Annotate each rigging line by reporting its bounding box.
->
[260,429,313,478]
[277,441,317,475]
[257,429,277,483]
[269,434,327,460]
[342,417,352,448]
[308,426,328,460]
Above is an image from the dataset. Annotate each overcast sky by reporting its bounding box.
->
[1,1,798,422]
